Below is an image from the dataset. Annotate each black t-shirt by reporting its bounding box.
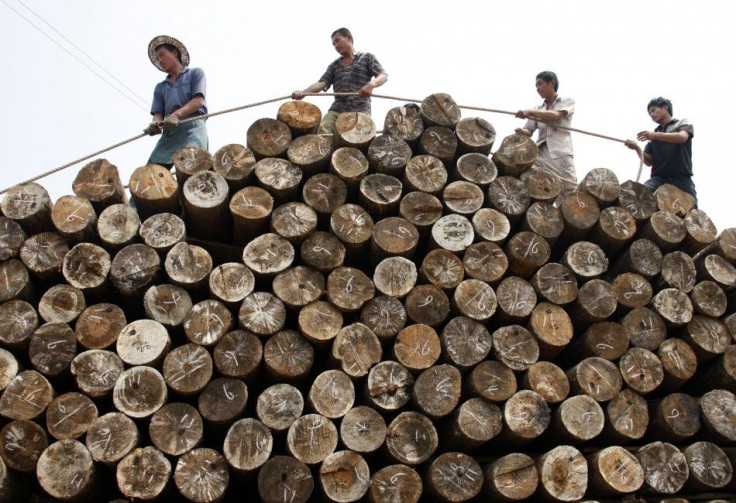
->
[644,118,694,177]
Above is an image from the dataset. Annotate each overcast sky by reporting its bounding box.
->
[2,0,734,231]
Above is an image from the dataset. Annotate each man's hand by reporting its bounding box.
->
[359,83,375,97]
[515,128,531,137]
[636,130,654,142]
[162,115,180,135]
[291,91,305,100]
[624,139,639,150]
[144,122,161,136]
[515,110,530,119]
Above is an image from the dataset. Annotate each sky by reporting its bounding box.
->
[2,0,735,232]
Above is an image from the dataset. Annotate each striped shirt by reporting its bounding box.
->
[320,52,386,113]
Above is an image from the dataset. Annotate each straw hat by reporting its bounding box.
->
[148,35,190,72]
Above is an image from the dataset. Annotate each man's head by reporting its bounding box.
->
[535,71,558,101]
[331,28,354,57]
[148,35,189,73]
[647,97,673,124]
[536,71,559,92]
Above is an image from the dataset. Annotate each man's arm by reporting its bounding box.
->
[292,81,328,100]
[516,109,568,122]
[636,130,690,144]
[624,140,653,166]
[359,72,388,97]
[170,95,205,119]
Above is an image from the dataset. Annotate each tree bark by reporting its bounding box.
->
[51,195,97,244]
[403,154,447,194]
[0,182,53,235]
[128,164,180,220]
[488,176,531,224]
[491,133,538,177]
[359,173,403,218]
[367,134,412,176]
[254,157,303,202]
[287,134,333,175]
[72,158,125,213]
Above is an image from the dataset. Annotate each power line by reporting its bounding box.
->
[1,0,150,113]
[16,0,151,108]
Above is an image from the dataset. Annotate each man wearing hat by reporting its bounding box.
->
[144,35,208,167]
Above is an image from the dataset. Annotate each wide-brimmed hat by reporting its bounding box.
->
[148,35,189,72]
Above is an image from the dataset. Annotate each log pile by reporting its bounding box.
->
[0,94,734,502]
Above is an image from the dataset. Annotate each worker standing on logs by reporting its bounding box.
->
[625,97,697,204]
[515,71,578,194]
[291,28,388,134]
[143,35,209,168]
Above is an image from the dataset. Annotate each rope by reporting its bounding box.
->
[1,92,645,195]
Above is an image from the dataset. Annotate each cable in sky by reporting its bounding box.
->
[0,0,150,113]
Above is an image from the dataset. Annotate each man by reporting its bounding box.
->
[625,97,696,203]
[515,71,577,194]
[292,28,388,134]
[144,35,208,168]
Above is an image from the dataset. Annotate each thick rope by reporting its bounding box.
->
[1,92,644,195]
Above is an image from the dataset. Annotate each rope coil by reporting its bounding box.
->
[0,92,644,195]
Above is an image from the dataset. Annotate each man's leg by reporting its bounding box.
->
[534,145,578,195]
[318,111,341,135]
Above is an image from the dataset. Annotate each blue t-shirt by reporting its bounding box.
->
[151,67,207,117]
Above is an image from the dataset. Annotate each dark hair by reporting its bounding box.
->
[536,71,559,92]
[155,43,182,64]
[331,28,352,41]
[647,97,673,116]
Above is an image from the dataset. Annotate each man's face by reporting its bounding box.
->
[331,33,352,56]
[156,46,179,73]
[535,78,556,100]
[648,106,668,124]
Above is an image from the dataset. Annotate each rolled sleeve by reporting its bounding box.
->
[190,68,206,98]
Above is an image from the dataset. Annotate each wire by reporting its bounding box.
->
[1,0,150,113]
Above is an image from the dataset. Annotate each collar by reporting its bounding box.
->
[656,117,678,131]
[164,66,190,84]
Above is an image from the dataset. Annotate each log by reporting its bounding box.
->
[85,412,138,466]
[587,446,645,496]
[223,417,272,473]
[340,406,386,454]
[613,238,663,280]
[455,152,498,188]
[531,263,578,306]
[535,446,588,502]
[257,455,314,503]
[109,243,161,301]
[636,441,689,495]
[359,173,403,218]
[263,330,314,383]
[618,347,664,395]
[464,359,517,403]
[562,320,629,362]
[603,388,648,442]
[0,182,53,235]
[50,195,97,244]
[619,180,658,223]
[371,216,419,262]
[116,446,171,501]
[638,210,686,251]
[654,183,696,217]
[419,248,465,291]
[198,377,247,426]
[112,366,167,419]
[402,154,447,194]
[319,450,371,503]
[612,272,653,314]
[696,254,736,291]
[653,288,694,328]
[519,167,561,204]
[62,242,111,299]
[504,231,551,279]
[163,343,213,396]
[256,383,304,432]
[488,176,531,224]
[373,257,417,298]
[567,357,622,402]
[229,186,274,246]
[367,134,412,176]
[242,233,295,280]
[298,300,343,345]
[658,337,698,392]
[331,323,382,378]
[404,284,450,327]
[213,329,262,381]
[327,266,375,314]
[491,133,538,177]
[302,173,347,224]
[452,278,497,322]
[399,191,444,236]
[421,93,461,128]
[184,299,233,347]
[368,464,423,503]
[430,214,474,253]
[442,397,502,450]
[247,117,293,159]
[308,369,355,419]
[71,158,125,213]
[683,441,733,491]
[36,439,96,501]
[557,191,601,246]
[683,208,718,255]
[239,292,286,337]
[522,202,564,246]
[329,204,374,259]
[527,302,573,360]
[561,241,608,282]
[286,413,338,465]
[679,316,730,366]
[472,208,511,244]
[384,411,438,465]
[208,262,255,309]
[142,283,192,331]
[335,112,376,151]
[482,453,538,501]
[148,402,203,456]
[0,260,33,304]
[519,361,570,404]
[0,419,48,473]
[212,143,256,192]
[277,100,322,136]
[495,276,537,322]
[173,447,229,503]
[270,202,318,244]
[330,147,369,194]
[411,364,461,420]
[456,116,496,155]
[29,322,76,378]
[172,146,213,183]
[300,231,346,274]
[492,325,539,371]
[128,164,179,220]
[70,349,124,399]
[19,231,68,284]
[96,203,140,252]
[442,180,484,215]
[116,318,171,367]
[38,284,85,324]
[568,279,617,330]
[182,170,231,241]
[164,242,213,295]
[365,360,414,412]
[0,216,26,261]
[578,167,620,207]
[45,392,97,441]
[287,134,332,175]
[699,389,736,443]
[440,316,492,370]
[550,394,605,443]
[649,393,701,442]
[463,241,507,284]
[254,157,303,202]
[383,104,424,146]
[694,227,736,266]
[426,452,483,502]
[621,306,667,350]
[589,206,637,256]
[691,280,727,318]
[501,390,550,443]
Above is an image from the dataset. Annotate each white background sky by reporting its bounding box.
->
[2,0,734,231]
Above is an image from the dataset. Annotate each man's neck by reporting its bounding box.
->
[545,93,558,107]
